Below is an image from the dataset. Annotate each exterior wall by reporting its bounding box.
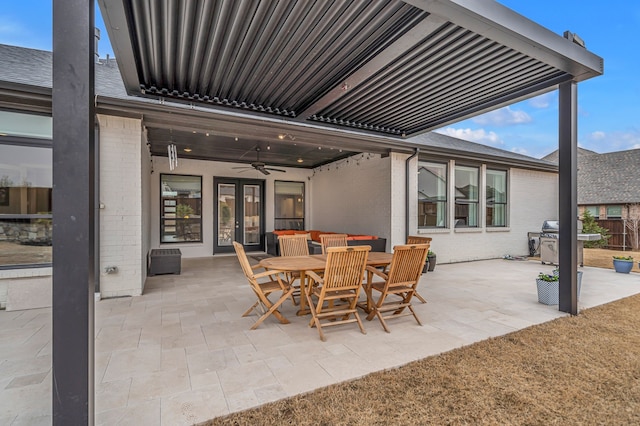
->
[389,152,411,248]
[310,153,391,250]
[412,167,558,264]
[140,128,152,290]
[98,115,145,298]
[150,156,312,258]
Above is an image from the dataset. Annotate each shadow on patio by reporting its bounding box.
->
[1,256,639,425]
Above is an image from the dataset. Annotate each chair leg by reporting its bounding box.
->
[242,301,259,317]
[408,304,423,326]
[250,288,294,330]
[373,309,390,333]
[306,291,325,341]
[414,289,427,304]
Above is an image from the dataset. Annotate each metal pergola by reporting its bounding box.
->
[52,0,603,423]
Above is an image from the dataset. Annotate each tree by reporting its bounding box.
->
[581,209,610,248]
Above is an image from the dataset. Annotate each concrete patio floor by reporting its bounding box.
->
[1,256,639,425]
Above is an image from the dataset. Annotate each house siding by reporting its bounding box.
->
[310,154,391,250]
[98,115,145,298]
[413,168,558,263]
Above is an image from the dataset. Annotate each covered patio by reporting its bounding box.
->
[39,0,606,421]
[2,258,638,424]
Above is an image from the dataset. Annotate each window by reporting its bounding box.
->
[585,205,599,219]
[160,174,202,243]
[606,205,622,219]
[486,169,507,227]
[274,181,304,230]
[418,162,447,228]
[0,143,53,267]
[454,165,479,227]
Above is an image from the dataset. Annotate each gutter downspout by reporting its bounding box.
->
[406,148,419,240]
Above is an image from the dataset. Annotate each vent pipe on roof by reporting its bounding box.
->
[94,27,100,63]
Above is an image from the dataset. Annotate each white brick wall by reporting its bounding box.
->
[310,154,391,249]
[412,167,558,263]
[98,115,145,297]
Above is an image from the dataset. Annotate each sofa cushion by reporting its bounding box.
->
[346,235,378,240]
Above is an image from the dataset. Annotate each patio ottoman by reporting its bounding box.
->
[149,249,182,276]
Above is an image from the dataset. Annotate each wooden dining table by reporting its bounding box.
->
[259,252,393,315]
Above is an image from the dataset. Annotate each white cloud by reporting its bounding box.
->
[471,106,532,126]
[510,147,530,156]
[582,130,640,152]
[528,93,555,109]
[436,127,504,147]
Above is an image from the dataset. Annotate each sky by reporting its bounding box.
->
[1,1,638,159]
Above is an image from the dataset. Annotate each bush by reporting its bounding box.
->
[581,210,610,248]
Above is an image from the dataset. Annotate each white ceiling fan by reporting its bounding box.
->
[232,147,286,175]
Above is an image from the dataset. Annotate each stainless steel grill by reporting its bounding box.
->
[537,219,599,266]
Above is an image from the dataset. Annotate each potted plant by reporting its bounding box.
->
[613,256,634,273]
[427,250,436,272]
[536,272,559,305]
[552,268,583,300]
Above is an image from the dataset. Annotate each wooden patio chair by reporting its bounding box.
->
[405,236,432,303]
[233,242,294,330]
[364,243,429,333]
[305,245,370,341]
[319,233,348,254]
[278,233,309,305]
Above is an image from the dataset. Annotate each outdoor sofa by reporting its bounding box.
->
[266,230,386,256]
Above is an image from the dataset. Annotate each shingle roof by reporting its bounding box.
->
[544,148,640,204]
[411,131,556,168]
[0,43,127,97]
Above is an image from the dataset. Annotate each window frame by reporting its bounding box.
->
[0,134,53,269]
[160,173,203,244]
[485,168,508,227]
[274,180,305,230]
[417,161,448,229]
[454,164,479,228]
[606,205,622,219]
[584,205,599,219]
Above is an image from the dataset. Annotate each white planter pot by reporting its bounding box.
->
[536,271,583,305]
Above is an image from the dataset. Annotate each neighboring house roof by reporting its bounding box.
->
[541,147,598,163]
[0,43,557,171]
[543,148,640,204]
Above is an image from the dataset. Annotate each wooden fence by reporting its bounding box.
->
[595,219,639,251]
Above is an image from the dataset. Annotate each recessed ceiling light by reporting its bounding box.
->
[297,158,303,163]
[192,131,196,134]
[205,132,209,136]
[278,134,285,140]
[184,148,192,152]
[235,137,238,141]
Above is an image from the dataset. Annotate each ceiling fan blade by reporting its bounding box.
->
[231,166,251,169]
[256,165,270,175]
[265,168,286,173]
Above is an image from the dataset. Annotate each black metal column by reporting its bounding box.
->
[52,0,95,424]
[558,80,578,315]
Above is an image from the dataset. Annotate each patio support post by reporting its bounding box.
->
[558,80,578,315]
[52,0,96,423]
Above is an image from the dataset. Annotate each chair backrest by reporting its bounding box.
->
[319,233,349,254]
[321,246,370,292]
[279,234,309,257]
[385,244,430,290]
[406,236,432,245]
[233,241,256,281]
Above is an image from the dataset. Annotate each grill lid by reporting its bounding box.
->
[541,220,559,233]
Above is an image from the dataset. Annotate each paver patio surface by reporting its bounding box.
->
[1,256,638,425]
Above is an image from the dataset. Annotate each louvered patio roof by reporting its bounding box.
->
[98,0,603,139]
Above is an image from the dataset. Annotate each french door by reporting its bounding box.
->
[213,177,265,253]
